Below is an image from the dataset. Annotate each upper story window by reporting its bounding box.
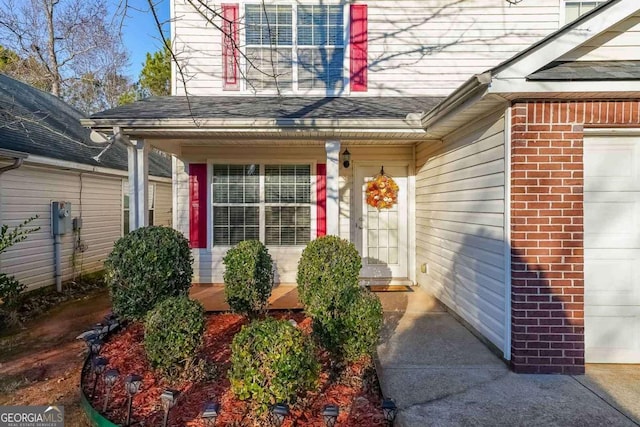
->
[243,4,345,93]
[565,1,606,24]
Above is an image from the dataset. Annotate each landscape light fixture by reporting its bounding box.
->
[201,401,220,426]
[342,148,351,168]
[381,398,398,425]
[91,356,108,398]
[89,337,103,355]
[102,369,119,413]
[160,389,179,427]
[124,374,143,426]
[322,404,339,427]
[270,403,290,427]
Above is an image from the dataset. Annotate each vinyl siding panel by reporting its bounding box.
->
[415,112,507,353]
[0,165,121,290]
[172,0,561,97]
[155,182,173,227]
[0,164,172,291]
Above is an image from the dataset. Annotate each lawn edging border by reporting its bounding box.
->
[79,356,119,427]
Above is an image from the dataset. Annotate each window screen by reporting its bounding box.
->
[212,164,260,245]
[211,164,312,246]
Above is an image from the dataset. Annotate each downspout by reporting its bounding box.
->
[0,157,24,175]
[0,148,28,175]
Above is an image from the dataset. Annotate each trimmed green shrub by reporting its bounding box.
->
[341,288,384,360]
[223,240,274,317]
[296,236,361,318]
[297,237,383,360]
[144,296,205,376]
[312,287,383,361]
[229,318,319,412]
[105,226,193,320]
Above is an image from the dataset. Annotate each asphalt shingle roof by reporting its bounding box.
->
[528,61,640,81]
[0,74,171,177]
[89,96,444,121]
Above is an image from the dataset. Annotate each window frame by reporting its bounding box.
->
[562,1,606,24]
[206,160,318,250]
[240,1,350,95]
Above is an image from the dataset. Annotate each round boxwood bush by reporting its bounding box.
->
[312,287,384,361]
[229,317,319,413]
[296,236,361,318]
[341,288,384,360]
[223,240,274,317]
[105,226,193,320]
[144,296,205,376]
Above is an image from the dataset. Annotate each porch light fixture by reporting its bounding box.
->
[322,404,339,427]
[342,148,351,168]
[270,403,290,427]
[381,398,398,425]
[124,374,143,426]
[160,389,179,427]
[102,369,119,413]
[201,401,220,426]
[91,356,108,398]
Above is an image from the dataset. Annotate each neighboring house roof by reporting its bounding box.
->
[88,96,443,121]
[527,60,640,81]
[0,74,171,178]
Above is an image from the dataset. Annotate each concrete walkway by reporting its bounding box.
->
[376,287,640,427]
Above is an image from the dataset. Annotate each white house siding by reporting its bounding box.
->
[0,163,172,290]
[560,11,640,61]
[415,112,507,353]
[174,144,414,284]
[172,0,561,97]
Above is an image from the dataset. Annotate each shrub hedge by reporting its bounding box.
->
[229,317,319,412]
[144,296,205,376]
[105,226,193,320]
[223,240,274,317]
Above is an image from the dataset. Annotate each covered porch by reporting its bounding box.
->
[82,96,442,287]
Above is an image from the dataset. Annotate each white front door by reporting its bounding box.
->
[355,165,408,279]
[584,135,640,363]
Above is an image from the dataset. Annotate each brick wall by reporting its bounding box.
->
[510,100,640,374]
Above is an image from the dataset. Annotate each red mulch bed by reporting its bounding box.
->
[83,311,387,426]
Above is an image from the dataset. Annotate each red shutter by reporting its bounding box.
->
[316,164,327,237]
[189,164,208,248]
[350,4,368,92]
[222,4,239,90]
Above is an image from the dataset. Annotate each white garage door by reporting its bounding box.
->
[584,135,640,363]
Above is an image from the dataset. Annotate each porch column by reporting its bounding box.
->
[325,140,340,236]
[127,138,150,230]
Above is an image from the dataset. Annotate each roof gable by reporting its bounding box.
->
[492,0,639,80]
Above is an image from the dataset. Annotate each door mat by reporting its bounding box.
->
[368,285,413,292]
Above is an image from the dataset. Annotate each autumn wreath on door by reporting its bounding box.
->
[365,166,399,210]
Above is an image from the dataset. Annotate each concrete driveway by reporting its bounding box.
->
[375,287,640,427]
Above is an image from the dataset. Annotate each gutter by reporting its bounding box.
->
[0,148,28,175]
[80,117,425,132]
[24,154,172,183]
[421,72,492,129]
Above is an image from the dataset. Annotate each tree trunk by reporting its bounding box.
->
[44,0,60,96]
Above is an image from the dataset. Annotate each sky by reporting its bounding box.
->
[118,0,171,79]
